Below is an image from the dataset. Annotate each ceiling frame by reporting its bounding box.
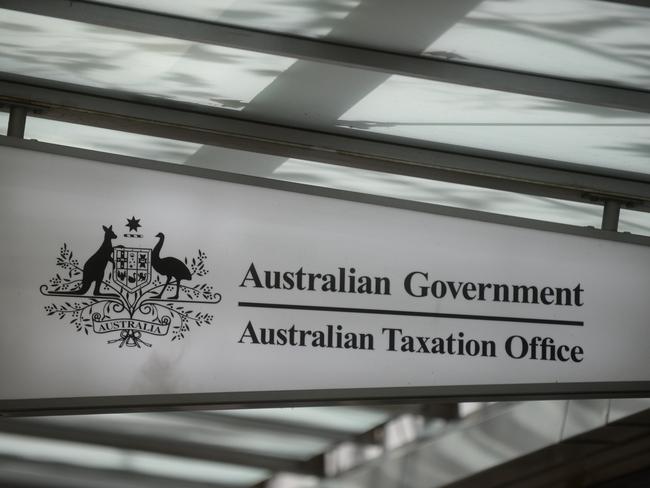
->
[2,74,650,212]
[0,0,649,114]
[0,418,323,476]
[0,454,246,488]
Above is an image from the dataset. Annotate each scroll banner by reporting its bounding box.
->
[92,318,170,337]
[92,317,170,348]
[1,141,649,414]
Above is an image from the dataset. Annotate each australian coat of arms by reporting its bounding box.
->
[41,217,221,348]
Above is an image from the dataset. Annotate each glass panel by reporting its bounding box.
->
[25,117,202,163]
[30,413,332,458]
[126,451,268,485]
[0,432,268,485]
[21,117,604,228]
[96,0,362,38]
[619,208,650,237]
[272,158,603,227]
[91,0,650,90]
[3,9,650,175]
[427,0,650,91]
[335,75,650,174]
[0,9,296,110]
[0,111,8,136]
[218,406,391,434]
[458,402,495,418]
[0,432,127,469]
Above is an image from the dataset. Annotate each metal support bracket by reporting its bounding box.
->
[602,200,621,232]
[583,193,641,232]
[3,103,46,138]
[7,105,27,138]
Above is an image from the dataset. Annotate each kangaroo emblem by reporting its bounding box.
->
[60,225,118,296]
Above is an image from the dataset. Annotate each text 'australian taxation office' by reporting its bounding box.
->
[237,263,586,363]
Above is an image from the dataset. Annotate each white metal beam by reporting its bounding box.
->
[1,0,649,114]
[0,454,246,488]
[0,418,323,475]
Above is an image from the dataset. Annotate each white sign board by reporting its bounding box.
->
[1,143,649,414]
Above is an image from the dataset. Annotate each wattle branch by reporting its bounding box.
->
[44,301,98,334]
[142,302,213,327]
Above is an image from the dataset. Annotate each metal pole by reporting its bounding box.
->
[601,200,621,231]
[7,106,27,138]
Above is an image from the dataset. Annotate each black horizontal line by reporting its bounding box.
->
[237,302,584,327]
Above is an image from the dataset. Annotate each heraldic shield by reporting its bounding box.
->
[113,247,152,292]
